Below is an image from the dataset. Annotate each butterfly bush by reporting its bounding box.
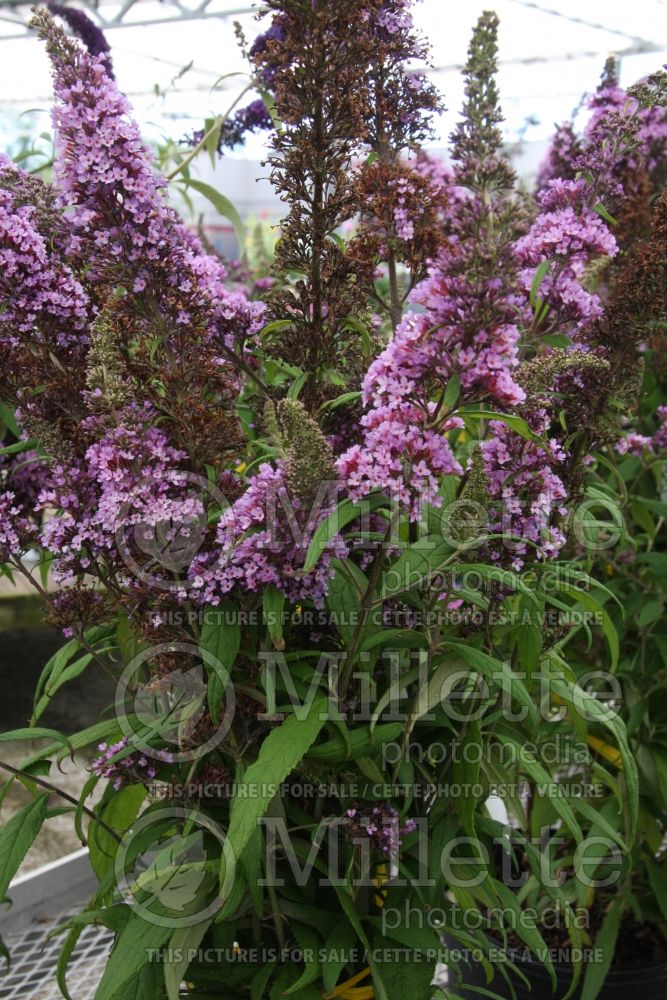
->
[48,2,114,78]
[91,738,159,791]
[1,7,666,997]
[0,12,274,618]
[45,20,263,346]
[1,5,655,600]
[617,406,667,456]
[514,178,619,328]
[345,803,417,857]
[0,166,90,348]
[339,13,531,526]
[188,462,348,607]
[37,409,204,586]
[338,13,659,564]
[538,57,667,205]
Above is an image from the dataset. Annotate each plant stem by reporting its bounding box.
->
[338,513,398,702]
[387,252,402,331]
[166,84,253,182]
[0,760,122,844]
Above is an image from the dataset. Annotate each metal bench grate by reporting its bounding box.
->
[0,911,111,1000]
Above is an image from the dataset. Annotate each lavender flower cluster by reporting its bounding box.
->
[0,5,664,639]
[91,738,167,790]
[345,803,417,857]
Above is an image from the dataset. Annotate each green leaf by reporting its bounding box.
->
[287,371,309,400]
[252,961,278,1000]
[443,372,461,409]
[57,923,85,1000]
[89,785,146,884]
[199,602,240,726]
[530,259,552,310]
[0,400,20,438]
[592,202,618,227]
[361,628,428,653]
[203,116,223,168]
[441,642,538,732]
[33,653,94,721]
[260,319,294,339]
[331,885,389,1000]
[0,726,69,748]
[94,913,171,1000]
[381,538,453,599]
[550,583,619,671]
[56,913,131,1000]
[32,626,113,722]
[515,592,543,678]
[343,316,372,354]
[284,924,321,994]
[460,409,543,445]
[263,586,286,651]
[638,600,664,628]
[317,391,362,413]
[302,494,387,572]
[186,179,245,249]
[258,86,282,131]
[495,733,583,842]
[575,797,626,851]
[371,931,437,1000]
[221,697,329,892]
[305,722,404,763]
[164,920,212,1000]
[0,438,37,457]
[484,876,557,989]
[548,675,638,843]
[325,560,361,645]
[0,794,48,900]
[321,920,357,994]
[33,637,83,715]
[579,898,623,1000]
[450,718,484,842]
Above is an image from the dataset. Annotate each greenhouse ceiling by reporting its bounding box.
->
[0,0,665,152]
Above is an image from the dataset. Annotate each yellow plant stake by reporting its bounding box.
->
[323,864,388,998]
[586,733,623,769]
[373,863,388,908]
[324,966,374,999]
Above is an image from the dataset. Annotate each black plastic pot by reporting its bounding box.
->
[454,950,667,999]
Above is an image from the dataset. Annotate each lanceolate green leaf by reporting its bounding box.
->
[302,494,387,572]
[646,859,667,923]
[549,583,619,671]
[441,642,539,732]
[495,733,584,842]
[221,696,329,892]
[321,921,357,994]
[0,793,48,901]
[164,920,213,1000]
[94,913,171,1000]
[460,409,544,445]
[263,585,286,650]
[549,675,638,842]
[579,897,623,1000]
[381,538,453,598]
[199,601,240,725]
[186,179,245,248]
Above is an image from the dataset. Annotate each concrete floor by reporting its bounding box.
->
[0,742,100,874]
[0,608,115,875]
